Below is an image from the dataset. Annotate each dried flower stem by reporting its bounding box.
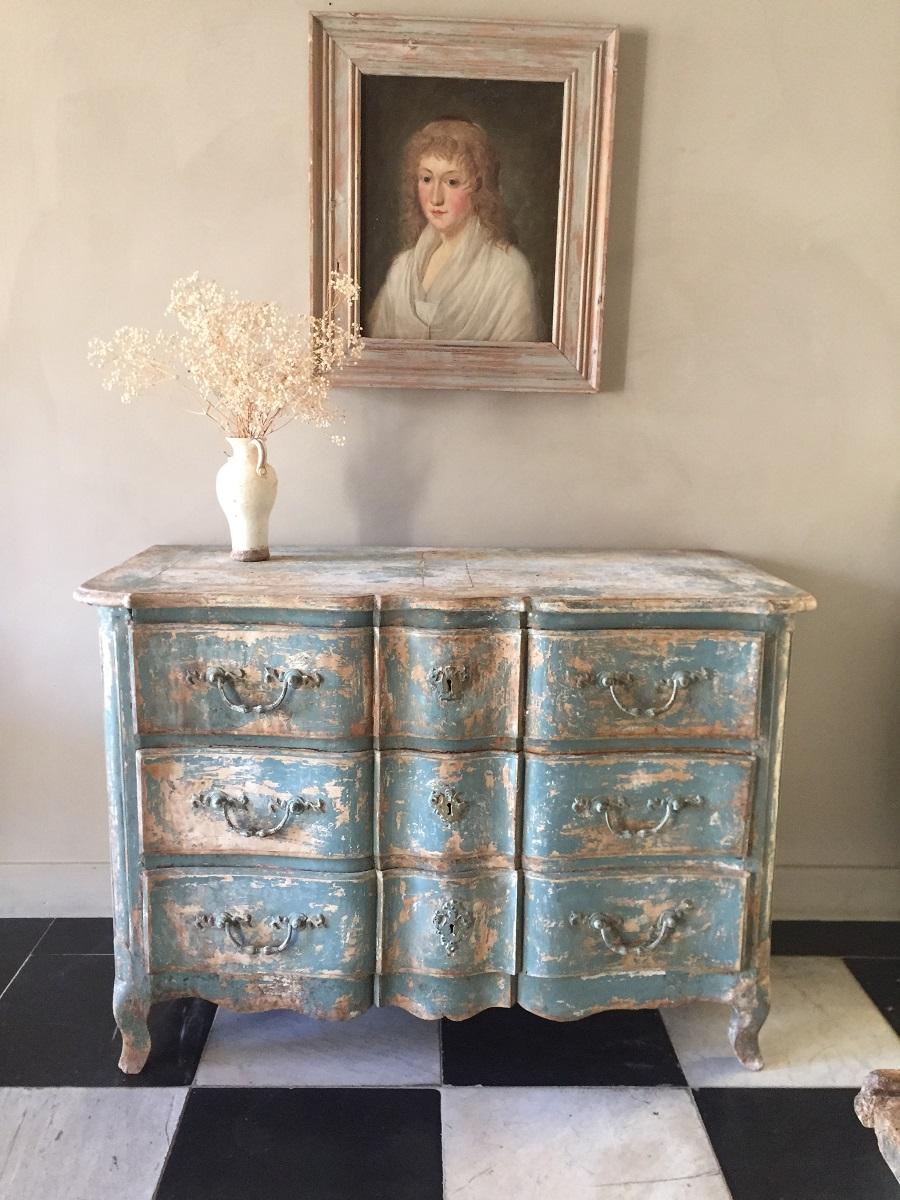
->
[88,272,363,442]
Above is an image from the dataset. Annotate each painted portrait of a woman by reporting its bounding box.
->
[367,118,542,342]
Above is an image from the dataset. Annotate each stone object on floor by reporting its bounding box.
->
[856,1069,900,1183]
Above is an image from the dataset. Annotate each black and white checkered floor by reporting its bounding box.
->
[0,919,897,1199]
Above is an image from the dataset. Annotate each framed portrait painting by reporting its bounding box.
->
[310,13,619,392]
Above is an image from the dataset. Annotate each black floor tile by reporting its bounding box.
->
[773,920,900,957]
[695,1088,899,1200]
[155,1088,444,1200]
[0,917,52,959]
[35,917,114,954]
[0,956,25,995]
[845,958,900,1033]
[441,1005,685,1086]
[0,954,215,1086]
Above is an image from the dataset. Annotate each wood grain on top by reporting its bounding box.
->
[75,546,816,614]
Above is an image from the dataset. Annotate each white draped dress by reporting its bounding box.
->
[368,217,542,342]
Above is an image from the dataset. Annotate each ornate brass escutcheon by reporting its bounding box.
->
[427,663,468,703]
[187,660,322,714]
[432,899,475,955]
[569,899,694,957]
[194,910,327,956]
[192,788,326,838]
[430,787,465,824]
[571,793,705,839]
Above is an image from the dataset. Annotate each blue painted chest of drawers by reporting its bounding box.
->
[76,547,814,1072]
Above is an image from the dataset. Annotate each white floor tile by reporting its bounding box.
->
[193,1004,442,1086]
[662,956,900,1087]
[441,1086,730,1199]
[0,1087,186,1200]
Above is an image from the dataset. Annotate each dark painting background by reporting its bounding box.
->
[360,75,564,341]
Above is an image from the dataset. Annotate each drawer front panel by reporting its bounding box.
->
[148,870,376,976]
[526,630,763,743]
[380,871,517,976]
[523,754,754,860]
[379,751,517,865]
[139,749,373,860]
[523,871,747,976]
[379,628,521,743]
[132,624,372,739]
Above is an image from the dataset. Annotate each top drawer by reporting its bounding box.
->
[131,624,372,740]
[379,628,521,747]
[526,630,763,744]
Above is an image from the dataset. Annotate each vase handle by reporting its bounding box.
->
[251,438,267,477]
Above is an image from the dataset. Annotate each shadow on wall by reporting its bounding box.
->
[594,25,647,395]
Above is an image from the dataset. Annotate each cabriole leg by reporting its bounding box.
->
[729,975,769,1071]
[114,980,152,1074]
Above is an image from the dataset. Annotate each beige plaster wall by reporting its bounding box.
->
[1,0,898,916]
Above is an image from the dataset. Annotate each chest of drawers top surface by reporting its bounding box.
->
[76,546,815,615]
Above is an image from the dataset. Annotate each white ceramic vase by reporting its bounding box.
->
[215,437,278,562]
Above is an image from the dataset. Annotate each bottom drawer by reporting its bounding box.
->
[523,870,748,976]
[147,869,376,977]
[380,871,517,977]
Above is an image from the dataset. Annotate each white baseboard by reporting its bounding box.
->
[773,865,900,920]
[0,862,897,921]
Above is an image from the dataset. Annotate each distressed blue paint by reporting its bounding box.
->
[379,628,521,745]
[144,853,374,874]
[147,868,376,977]
[133,607,372,627]
[522,870,748,976]
[379,608,524,630]
[528,612,773,631]
[380,871,518,976]
[78,550,812,1071]
[153,971,374,1019]
[377,971,514,1018]
[526,629,763,744]
[99,607,153,1071]
[379,751,517,865]
[518,970,740,1019]
[132,623,372,740]
[523,753,754,861]
[138,747,373,861]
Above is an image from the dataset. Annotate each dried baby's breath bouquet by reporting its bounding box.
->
[88,272,362,442]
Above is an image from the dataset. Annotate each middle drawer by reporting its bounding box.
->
[524,753,754,861]
[378,751,518,868]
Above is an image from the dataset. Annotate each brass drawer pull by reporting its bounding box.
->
[194,910,327,956]
[189,664,322,714]
[569,900,694,956]
[430,787,465,824]
[427,663,468,703]
[433,900,474,955]
[572,668,713,717]
[571,793,704,839]
[192,788,326,838]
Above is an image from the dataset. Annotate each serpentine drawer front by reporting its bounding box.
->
[138,748,373,861]
[76,547,814,1074]
[131,623,372,740]
[523,754,754,861]
[378,750,518,868]
[526,629,763,744]
[522,870,749,976]
[147,869,376,977]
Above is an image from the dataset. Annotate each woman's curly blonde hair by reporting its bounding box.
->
[399,118,517,249]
